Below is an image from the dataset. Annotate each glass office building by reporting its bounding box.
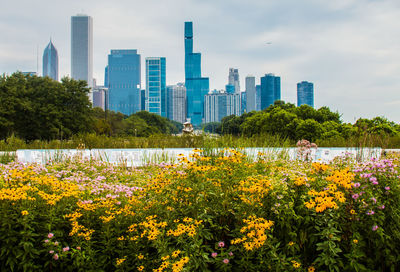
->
[71,15,93,87]
[42,40,58,81]
[260,74,281,110]
[297,81,314,108]
[184,22,209,126]
[245,76,256,112]
[105,50,141,116]
[145,57,166,117]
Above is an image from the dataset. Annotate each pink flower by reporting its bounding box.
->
[48,233,54,239]
[44,239,50,243]
[372,225,379,231]
[54,241,59,246]
[385,186,390,191]
[218,241,225,248]
[228,252,234,256]
[76,246,81,250]
[53,254,59,260]
[223,258,229,264]
[211,252,218,258]
[63,246,70,252]
[49,250,54,254]
[353,183,360,188]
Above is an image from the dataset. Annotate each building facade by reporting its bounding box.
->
[228,68,240,93]
[260,74,281,110]
[185,22,209,126]
[71,15,93,88]
[105,50,141,116]
[167,83,186,123]
[297,81,314,108]
[204,90,241,123]
[245,76,256,112]
[145,57,166,117]
[92,86,107,110]
[42,40,58,81]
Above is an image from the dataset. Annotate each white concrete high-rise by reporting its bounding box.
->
[71,15,93,89]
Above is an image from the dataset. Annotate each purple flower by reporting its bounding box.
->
[218,241,225,248]
[378,205,385,210]
[371,197,377,203]
[211,252,218,258]
[352,194,359,200]
[353,182,361,188]
[385,186,390,191]
[366,210,375,215]
[372,181,379,185]
[372,225,379,231]
[223,258,230,264]
[63,246,70,252]
[48,233,54,239]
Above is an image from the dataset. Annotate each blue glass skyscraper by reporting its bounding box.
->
[145,57,166,117]
[42,39,58,81]
[297,81,314,108]
[260,74,281,110]
[185,22,209,126]
[105,50,141,116]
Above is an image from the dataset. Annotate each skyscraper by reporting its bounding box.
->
[42,39,58,81]
[105,50,141,116]
[204,90,241,123]
[245,76,256,112]
[185,22,209,126]
[167,83,186,123]
[297,81,314,108]
[71,15,93,87]
[145,57,166,117]
[260,74,281,110]
[228,68,240,93]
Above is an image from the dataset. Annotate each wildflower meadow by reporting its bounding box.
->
[1,149,400,271]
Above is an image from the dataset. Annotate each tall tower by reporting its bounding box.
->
[184,22,209,126]
[297,81,314,108]
[105,50,141,116]
[245,75,256,112]
[71,15,93,87]
[228,68,240,93]
[260,73,281,110]
[145,57,166,117]
[42,39,59,81]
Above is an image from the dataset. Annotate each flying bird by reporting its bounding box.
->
[266,42,272,45]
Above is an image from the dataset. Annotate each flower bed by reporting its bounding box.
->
[0,150,399,271]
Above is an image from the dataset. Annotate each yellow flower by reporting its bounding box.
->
[116,258,126,266]
[138,253,145,260]
[21,210,29,216]
[288,241,295,246]
[350,209,356,215]
[308,266,315,272]
[292,261,301,268]
[171,250,181,258]
[138,266,145,271]
[353,239,358,244]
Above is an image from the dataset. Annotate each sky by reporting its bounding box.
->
[1,0,400,123]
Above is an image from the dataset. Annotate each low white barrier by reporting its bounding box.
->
[14,147,387,166]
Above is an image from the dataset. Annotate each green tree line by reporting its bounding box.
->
[204,101,400,146]
[0,73,182,141]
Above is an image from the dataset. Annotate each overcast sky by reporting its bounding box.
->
[1,0,400,123]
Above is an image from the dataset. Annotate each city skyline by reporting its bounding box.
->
[1,0,400,122]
